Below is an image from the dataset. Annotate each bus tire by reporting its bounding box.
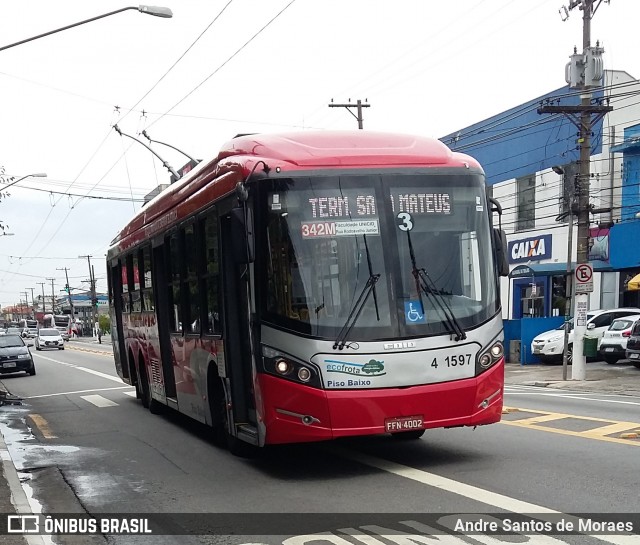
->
[207,371,257,458]
[207,371,227,447]
[137,356,150,409]
[140,353,163,415]
[390,429,425,440]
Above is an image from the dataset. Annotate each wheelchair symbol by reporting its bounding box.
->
[405,301,425,324]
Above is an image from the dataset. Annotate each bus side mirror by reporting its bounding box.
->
[230,206,255,264]
[493,228,509,277]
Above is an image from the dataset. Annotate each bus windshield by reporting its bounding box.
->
[261,171,498,340]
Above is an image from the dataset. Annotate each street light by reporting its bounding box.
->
[1,173,47,191]
[0,6,172,52]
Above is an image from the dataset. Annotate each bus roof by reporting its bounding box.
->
[217,131,482,170]
[109,131,483,253]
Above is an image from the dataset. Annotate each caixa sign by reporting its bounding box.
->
[508,234,552,264]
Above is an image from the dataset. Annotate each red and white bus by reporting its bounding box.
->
[107,131,509,455]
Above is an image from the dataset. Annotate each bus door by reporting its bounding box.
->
[220,201,257,433]
[109,261,129,381]
[152,239,177,399]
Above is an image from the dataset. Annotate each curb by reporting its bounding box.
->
[0,419,45,545]
[65,344,113,356]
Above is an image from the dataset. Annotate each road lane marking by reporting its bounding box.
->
[80,395,118,407]
[26,386,131,399]
[28,414,57,439]
[123,391,137,397]
[33,353,124,384]
[501,407,640,445]
[335,448,637,545]
[505,389,640,406]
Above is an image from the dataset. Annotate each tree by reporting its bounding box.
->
[98,314,111,334]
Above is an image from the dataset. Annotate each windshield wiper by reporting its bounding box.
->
[405,230,466,342]
[333,273,380,350]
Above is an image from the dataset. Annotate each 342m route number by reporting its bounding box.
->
[431,354,472,368]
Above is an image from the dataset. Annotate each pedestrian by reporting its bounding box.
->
[97,327,102,344]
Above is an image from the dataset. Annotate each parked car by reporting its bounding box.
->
[35,328,65,351]
[530,307,640,364]
[598,314,640,364]
[21,327,38,339]
[625,319,640,369]
[0,334,35,376]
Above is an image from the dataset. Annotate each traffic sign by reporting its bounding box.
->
[575,263,594,294]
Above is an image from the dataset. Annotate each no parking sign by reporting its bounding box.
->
[575,263,594,294]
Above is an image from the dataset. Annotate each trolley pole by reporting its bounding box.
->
[328,99,370,129]
[538,0,611,380]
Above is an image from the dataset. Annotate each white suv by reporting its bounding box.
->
[530,307,640,364]
[599,315,640,365]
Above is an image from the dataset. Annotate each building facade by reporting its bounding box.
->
[441,70,640,319]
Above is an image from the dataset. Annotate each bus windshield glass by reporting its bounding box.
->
[261,171,498,340]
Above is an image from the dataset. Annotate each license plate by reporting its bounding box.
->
[605,347,614,352]
[385,415,424,433]
[630,353,640,359]
[3,362,16,368]
[533,347,542,353]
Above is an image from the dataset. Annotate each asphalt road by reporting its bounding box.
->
[1,345,639,545]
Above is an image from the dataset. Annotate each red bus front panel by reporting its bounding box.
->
[260,359,503,444]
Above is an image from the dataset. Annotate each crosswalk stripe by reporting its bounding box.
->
[80,395,118,407]
[123,391,136,397]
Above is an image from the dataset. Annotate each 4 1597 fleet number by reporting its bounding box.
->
[431,354,472,368]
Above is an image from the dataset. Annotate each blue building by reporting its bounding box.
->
[441,70,640,321]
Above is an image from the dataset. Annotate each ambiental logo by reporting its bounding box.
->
[324,358,386,377]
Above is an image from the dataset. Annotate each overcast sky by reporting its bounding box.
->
[0,0,638,308]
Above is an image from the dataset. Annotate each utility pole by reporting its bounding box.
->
[79,255,98,333]
[328,98,370,129]
[57,267,74,318]
[47,277,56,314]
[37,282,46,315]
[538,0,611,380]
[26,287,35,317]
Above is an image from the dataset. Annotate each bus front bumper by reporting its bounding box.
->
[259,359,504,445]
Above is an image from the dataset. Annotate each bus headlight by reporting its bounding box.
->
[262,345,321,388]
[479,353,492,368]
[476,341,504,374]
[490,343,504,359]
[275,359,292,375]
[297,367,311,382]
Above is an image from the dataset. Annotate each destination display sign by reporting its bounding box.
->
[301,220,379,238]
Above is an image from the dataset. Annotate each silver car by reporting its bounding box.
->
[35,328,65,351]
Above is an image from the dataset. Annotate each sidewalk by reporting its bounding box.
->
[505,360,640,396]
[65,334,114,355]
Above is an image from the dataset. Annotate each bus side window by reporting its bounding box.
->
[167,231,182,333]
[202,211,221,335]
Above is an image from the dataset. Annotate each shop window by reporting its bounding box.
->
[516,175,536,231]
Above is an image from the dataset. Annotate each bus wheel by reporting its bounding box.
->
[390,429,425,440]
[139,368,150,409]
[207,372,257,457]
[208,371,227,447]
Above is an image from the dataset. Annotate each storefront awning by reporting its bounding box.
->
[628,273,640,291]
[509,260,612,279]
